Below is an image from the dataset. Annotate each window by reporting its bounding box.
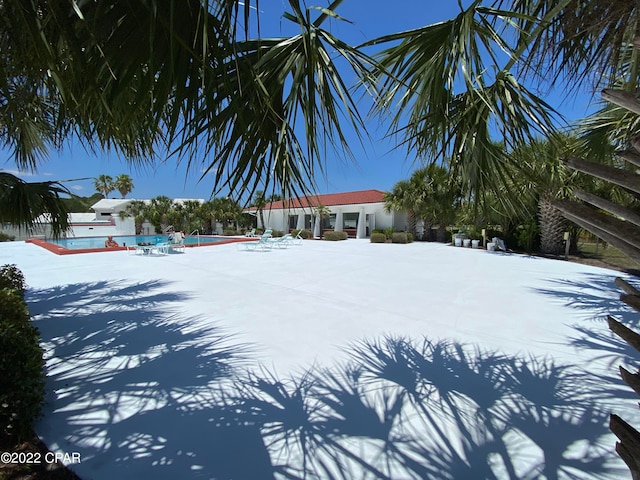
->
[344,213,358,229]
[324,214,336,229]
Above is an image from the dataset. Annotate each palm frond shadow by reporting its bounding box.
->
[27,280,274,480]
[532,273,640,366]
[218,336,621,480]
[532,273,634,322]
[28,279,626,478]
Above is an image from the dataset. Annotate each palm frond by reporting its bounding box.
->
[0,172,71,238]
[176,0,377,199]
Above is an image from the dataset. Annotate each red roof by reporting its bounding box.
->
[260,189,385,210]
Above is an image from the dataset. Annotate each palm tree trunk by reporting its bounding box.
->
[538,191,566,255]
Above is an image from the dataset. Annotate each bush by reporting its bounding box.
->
[406,232,414,243]
[271,230,285,238]
[392,232,408,244]
[0,232,15,242]
[323,231,348,241]
[291,229,312,239]
[370,232,387,243]
[383,227,395,239]
[0,264,26,298]
[223,229,240,236]
[0,267,45,442]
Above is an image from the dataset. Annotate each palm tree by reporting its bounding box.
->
[509,136,579,255]
[114,174,134,199]
[385,165,459,241]
[383,180,416,235]
[364,1,638,209]
[251,190,267,230]
[313,204,331,239]
[93,175,114,199]
[146,196,175,233]
[123,200,148,234]
[209,197,242,232]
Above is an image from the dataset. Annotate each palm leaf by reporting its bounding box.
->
[176,0,376,199]
[0,172,71,238]
[363,2,561,207]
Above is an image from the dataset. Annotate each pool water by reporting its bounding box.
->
[48,235,227,250]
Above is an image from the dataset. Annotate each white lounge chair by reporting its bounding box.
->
[267,235,291,249]
[236,233,273,252]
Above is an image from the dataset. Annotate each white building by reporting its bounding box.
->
[2,197,206,240]
[250,189,406,238]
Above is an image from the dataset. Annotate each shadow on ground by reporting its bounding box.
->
[27,278,628,479]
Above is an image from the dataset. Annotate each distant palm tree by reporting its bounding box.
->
[146,196,175,233]
[313,204,331,239]
[385,165,458,241]
[93,175,114,199]
[123,200,148,234]
[114,174,134,198]
[215,197,243,232]
[251,190,267,230]
[384,180,416,235]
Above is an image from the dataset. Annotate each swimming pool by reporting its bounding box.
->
[47,235,227,249]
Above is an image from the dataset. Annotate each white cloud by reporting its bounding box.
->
[0,168,36,177]
[71,185,85,191]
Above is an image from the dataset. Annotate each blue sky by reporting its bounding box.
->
[0,1,599,203]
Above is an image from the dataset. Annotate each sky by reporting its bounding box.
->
[0,1,599,204]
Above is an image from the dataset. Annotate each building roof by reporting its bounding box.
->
[259,189,386,211]
[91,199,132,211]
[91,198,206,211]
[69,213,103,223]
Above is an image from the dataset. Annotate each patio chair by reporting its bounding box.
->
[245,229,256,237]
[166,231,186,253]
[236,233,274,252]
[291,232,304,245]
[267,235,291,249]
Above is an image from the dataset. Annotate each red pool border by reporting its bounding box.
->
[26,236,257,255]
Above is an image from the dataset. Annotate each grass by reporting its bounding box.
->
[575,242,640,273]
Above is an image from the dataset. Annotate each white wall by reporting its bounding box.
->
[260,202,399,236]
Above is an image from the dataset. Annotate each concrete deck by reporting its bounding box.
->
[2,239,639,479]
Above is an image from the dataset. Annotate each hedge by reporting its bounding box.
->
[323,231,348,241]
[0,265,45,442]
[292,229,312,239]
[370,232,387,243]
[392,232,408,244]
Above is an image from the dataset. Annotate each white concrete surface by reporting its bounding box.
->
[2,239,639,479]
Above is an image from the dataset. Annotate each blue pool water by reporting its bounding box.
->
[47,235,227,250]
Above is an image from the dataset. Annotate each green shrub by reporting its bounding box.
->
[0,270,45,442]
[0,264,26,298]
[223,229,240,236]
[0,232,15,242]
[406,232,414,243]
[291,229,312,239]
[271,230,285,237]
[370,232,387,243]
[383,227,395,239]
[323,231,348,241]
[392,232,408,244]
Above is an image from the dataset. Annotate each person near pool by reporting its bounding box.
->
[105,236,119,248]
